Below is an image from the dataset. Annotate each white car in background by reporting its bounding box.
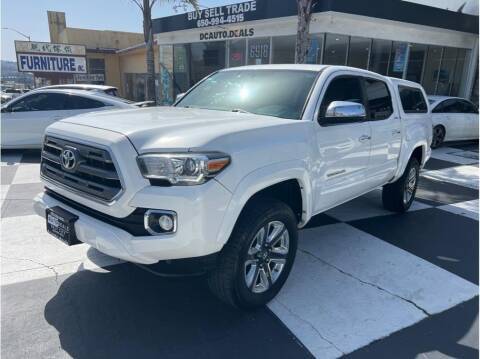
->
[428,96,479,148]
[1,89,137,149]
[39,84,119,97]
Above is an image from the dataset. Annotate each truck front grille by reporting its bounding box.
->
[41,136,122,202]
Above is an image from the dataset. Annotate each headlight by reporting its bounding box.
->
[137,152,231,185]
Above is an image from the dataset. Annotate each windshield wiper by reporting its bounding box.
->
[231,108,253,114]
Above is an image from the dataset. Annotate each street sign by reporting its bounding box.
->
[15,40,87,73]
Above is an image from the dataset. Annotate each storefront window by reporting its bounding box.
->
[406,43,427,83]
[369,39,391,75]
[247,37,270,65]
[173,44,190,95]
[272,36,296,64]
[190,41,226,85]
[451,48,467,96]
[323,34,348,65]
[229,39,246,67]
[348,36,371,69]
[388,42,408,78]
[422,46,442,95]
[436,47,458,96]
[306,34,324,64]
[87,58,105,84]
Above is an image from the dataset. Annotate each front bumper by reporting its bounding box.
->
[34,179,232,264]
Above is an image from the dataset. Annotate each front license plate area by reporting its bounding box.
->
[46,206,80,246]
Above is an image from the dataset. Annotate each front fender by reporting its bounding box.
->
[215,160,313,247]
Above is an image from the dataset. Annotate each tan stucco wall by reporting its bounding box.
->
[118,47,160,74]
[47,11,160,98]
[66,28,144,50]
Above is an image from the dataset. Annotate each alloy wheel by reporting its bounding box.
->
[244,221,290,293]
[403,166,417,204]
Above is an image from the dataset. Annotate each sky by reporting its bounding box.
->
[1,0,232,62]
[1,0,478,62]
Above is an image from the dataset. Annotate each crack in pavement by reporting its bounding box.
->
[298,248,431,317]
[272,298,346,356]
[1,255,60,285]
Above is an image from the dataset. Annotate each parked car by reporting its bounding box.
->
[1,89,137,149]
[34,65,432,309]
[39,84,119,97]
[428,96,479,148]
[0,92,14,104]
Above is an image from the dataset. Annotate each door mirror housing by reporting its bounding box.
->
[325,101,366,118]
[320,101,366,125]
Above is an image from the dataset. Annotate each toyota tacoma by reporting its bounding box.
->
[34,65,432,309]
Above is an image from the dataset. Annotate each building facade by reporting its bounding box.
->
[153,0,479,105]
[39,11,159,100]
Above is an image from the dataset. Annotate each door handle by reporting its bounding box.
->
[359,135,371,142]
[392,129,401,135]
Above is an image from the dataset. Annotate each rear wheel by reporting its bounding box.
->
[431,125,445,148]
[207,198,298,309]
[382,157,420,213]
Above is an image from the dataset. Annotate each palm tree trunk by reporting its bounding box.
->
[295,0,313,64]
[143,0,156,104]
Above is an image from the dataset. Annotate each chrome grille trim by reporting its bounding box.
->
[41,136,123,202]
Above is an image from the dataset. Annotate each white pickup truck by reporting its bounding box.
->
[34,65,432,309]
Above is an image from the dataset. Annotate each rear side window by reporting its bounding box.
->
[399,86,428,113]
[364,79,393,120]
[65,95,106,110]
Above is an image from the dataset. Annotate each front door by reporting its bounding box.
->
[313,74,372,213]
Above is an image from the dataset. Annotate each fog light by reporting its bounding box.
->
[158,215,174,231]
[144,210,177,235]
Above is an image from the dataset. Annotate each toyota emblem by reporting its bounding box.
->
[61,149,77,170]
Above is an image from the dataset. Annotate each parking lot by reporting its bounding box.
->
[1,142,478,359]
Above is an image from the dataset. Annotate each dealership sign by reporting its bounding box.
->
[200,28,255,41]
[188,1,257,28]
[15,41,87,73]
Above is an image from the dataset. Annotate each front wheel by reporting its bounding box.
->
[382,157,420,213]
[207,198,298,309]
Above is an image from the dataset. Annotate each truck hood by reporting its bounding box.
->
[59,106,296,152]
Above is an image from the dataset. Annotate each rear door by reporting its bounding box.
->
[457,100,479,140]
[363,77,400,184]
[313,74,372,212]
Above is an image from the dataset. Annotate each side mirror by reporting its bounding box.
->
[175,93,186,102]
[325,101,366,119]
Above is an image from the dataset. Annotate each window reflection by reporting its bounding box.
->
[348,36,370,69]
[324,34,348,65]
[229,39,246,67]
[406,44,427,83]
[369,39,391,75]
[272,36,296,64]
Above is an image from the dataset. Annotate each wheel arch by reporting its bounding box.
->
[215,162,313,247]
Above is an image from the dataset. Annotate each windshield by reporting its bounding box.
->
[176,70,318,120]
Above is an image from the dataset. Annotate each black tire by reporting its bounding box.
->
[431,125,445,149]
[207,198,298,309]
[382,157,420,213]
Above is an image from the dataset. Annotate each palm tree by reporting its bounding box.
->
[295,0,318,64]
[131,0,198,104]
